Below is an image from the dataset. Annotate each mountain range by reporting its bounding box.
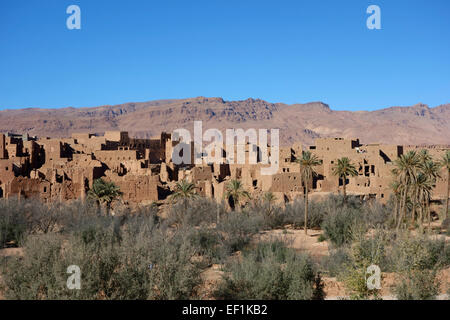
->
[1,97,449,146]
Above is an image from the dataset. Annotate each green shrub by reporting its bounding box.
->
[442,217,450,236]
[216,211,262,258]
[321,247,352,277]
[1,214,201,299]
[321,207,366,247]
[57,200,109,233]
[341,235,387,299]
[251,195,347,230]
[0,199,97,243]
[0,234,68,299]
[118,204,160,239]
[0,199,29,247]
[342,266,381,300]
[166,198,225,228]
[26,201,66,234]
[387,232,445,300]
[214,240,324,300]
[228,194,389,233]
[362,202,391,227]
[442,244,450,268]
[282,198,326,229]
[388,232,448,272]
[143,229,202,299]
[352,230,390,271]
[252,240,291,263]
[254,203,286,230]
[322,230,389,299]
[185,207,265,264]
[5,196,441,301]
[188,226,222,265]
[394,269,440,300]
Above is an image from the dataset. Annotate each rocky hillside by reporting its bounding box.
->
[0,97,449,146]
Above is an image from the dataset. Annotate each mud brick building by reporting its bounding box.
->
[0,131,448,209]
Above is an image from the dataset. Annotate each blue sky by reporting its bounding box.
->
[1,0,449,111]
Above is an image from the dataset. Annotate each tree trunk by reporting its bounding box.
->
[393,198,398,226]
[418,203,423,225]
[342,175,347,205]
[397,187,408,230]
[95,200,101,215]
[216,202,220,226]
[304,185,309,235]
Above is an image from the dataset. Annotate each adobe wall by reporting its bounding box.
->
[0,134,6,159]
[0,130,447,208]
[107,173,159,203]
[0,159,15,196]
[269,172,303,193]
[5,177,51,201]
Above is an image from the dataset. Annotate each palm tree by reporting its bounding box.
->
[225,179,250,210]
[332,157,358,204]
[262,192,277,216]
[392,151,420,229]
[411,172,433,226]
[420,158,441,181]
[296,151,321,234]
[87,178,121,215]
[419,157,441,225]
[390,180,402,225]
[171,179,198,212]
[419,149,433,164]
[441,150,450,220]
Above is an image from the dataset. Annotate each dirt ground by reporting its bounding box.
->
[255,228,329,259]
[0,248,24,258]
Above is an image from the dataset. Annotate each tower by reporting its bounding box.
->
[0,134,6,159]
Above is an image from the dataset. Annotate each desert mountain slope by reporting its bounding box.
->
[0,97,449,146]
